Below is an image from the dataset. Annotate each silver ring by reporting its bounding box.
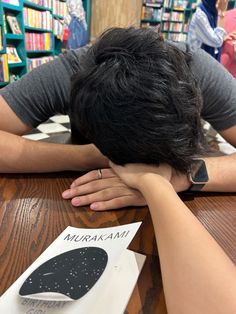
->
[97,169,102,179]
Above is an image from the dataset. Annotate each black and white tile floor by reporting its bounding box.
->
[23,115,236,155]
[22,115,71,141]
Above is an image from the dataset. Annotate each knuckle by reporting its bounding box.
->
[79,194,94,205]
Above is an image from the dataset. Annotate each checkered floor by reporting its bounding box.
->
[22,115,236,155]
[23,115,71,141]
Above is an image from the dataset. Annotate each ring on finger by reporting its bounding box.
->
[97,169,102,179]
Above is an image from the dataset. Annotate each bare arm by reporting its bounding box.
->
[0,96,108,173]
[62,124,236,208]
[111,163,236,314]
[217,0,228,28]
[61,151,236,209]
[170,153,236,193]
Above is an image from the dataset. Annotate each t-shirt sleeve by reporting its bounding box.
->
[0,47,88,128]
[190,48,236,131]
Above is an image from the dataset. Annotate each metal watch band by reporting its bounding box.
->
[188,183,205,192]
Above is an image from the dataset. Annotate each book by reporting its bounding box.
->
[0,54,9,82]
[6,15,22,35]
[0,58,4,82]
[6,45,22,63]
[0,223,146,314]
[0,26,3,51]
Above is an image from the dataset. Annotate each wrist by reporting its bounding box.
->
[138,173,174,195]
[74,144,108,171]
[218,11,225,17]
[170,171,192,192]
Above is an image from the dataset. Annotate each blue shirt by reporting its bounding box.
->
[188,8,226,56]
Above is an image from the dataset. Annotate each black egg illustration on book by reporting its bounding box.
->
[19,247,108,301]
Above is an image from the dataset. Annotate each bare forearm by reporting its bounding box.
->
[217,14,225,28]
[138,174,236,314]
[0,131,108,173]
[202,153,236,192]
[171,153,236,193]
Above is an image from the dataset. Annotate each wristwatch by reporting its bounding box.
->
[187,159,209,191]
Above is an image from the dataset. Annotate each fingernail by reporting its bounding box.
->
[90,203,98,210]
[72,198,80,206]
[70,182,75,188]
[62,190,71,198]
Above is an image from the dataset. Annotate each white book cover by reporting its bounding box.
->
[0,223,146,314]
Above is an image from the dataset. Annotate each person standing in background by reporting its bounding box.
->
[65,0,88,49]
[188,0,228,61]
[188,0,230,151]
[221,8,236,77]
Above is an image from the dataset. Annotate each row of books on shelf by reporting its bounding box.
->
[23,0,67,16]
[0,53,55,82]
[25,32,53,51]
[143,0,197,10]
[142,7,186,22]
[26,0,44,6]
[162,21,188,31]
[23,7,53,30]
[141,7,162,21]
[141,21,188,33]
[162,0,195,9]
[26,0,52,8]
[170,11,185,20]
[52,0,67,17]
[3,12,64,37]
[1,0,62,9]
[27,55,54,71]
[53,17,63,37]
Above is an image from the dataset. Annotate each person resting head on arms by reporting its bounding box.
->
[70,27,205,174]
[62,26,236,210]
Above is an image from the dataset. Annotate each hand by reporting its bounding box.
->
[110,162,172,189]
[62,168,146,211]
[224,31,236,42]
[217,0,228,14]
[110,162,191,192]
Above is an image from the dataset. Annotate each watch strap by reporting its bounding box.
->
[188,183,205,192]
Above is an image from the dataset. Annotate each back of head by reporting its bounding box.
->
[70,27,204,173]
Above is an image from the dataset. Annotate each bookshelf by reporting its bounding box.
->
[23,0,55,70]
[141,0,197,42]
[141,0,236,42]
[3,1,27,83]
[0,0,91,86]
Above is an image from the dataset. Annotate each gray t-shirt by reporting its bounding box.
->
[1,44,236,136]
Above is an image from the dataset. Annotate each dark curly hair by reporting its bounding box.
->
[70,27,205,173]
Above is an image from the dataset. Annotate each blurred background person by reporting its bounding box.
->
[188,0,233,151]
[64,0,88,49]
[188,0,228,61]
[221,8,236,77]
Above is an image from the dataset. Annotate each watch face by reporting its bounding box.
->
[189,159,209,184]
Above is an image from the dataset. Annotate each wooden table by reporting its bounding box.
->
[0,171,236,313]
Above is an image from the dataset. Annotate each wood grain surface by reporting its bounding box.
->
[0,172,236,313]
[91,0,142,40]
